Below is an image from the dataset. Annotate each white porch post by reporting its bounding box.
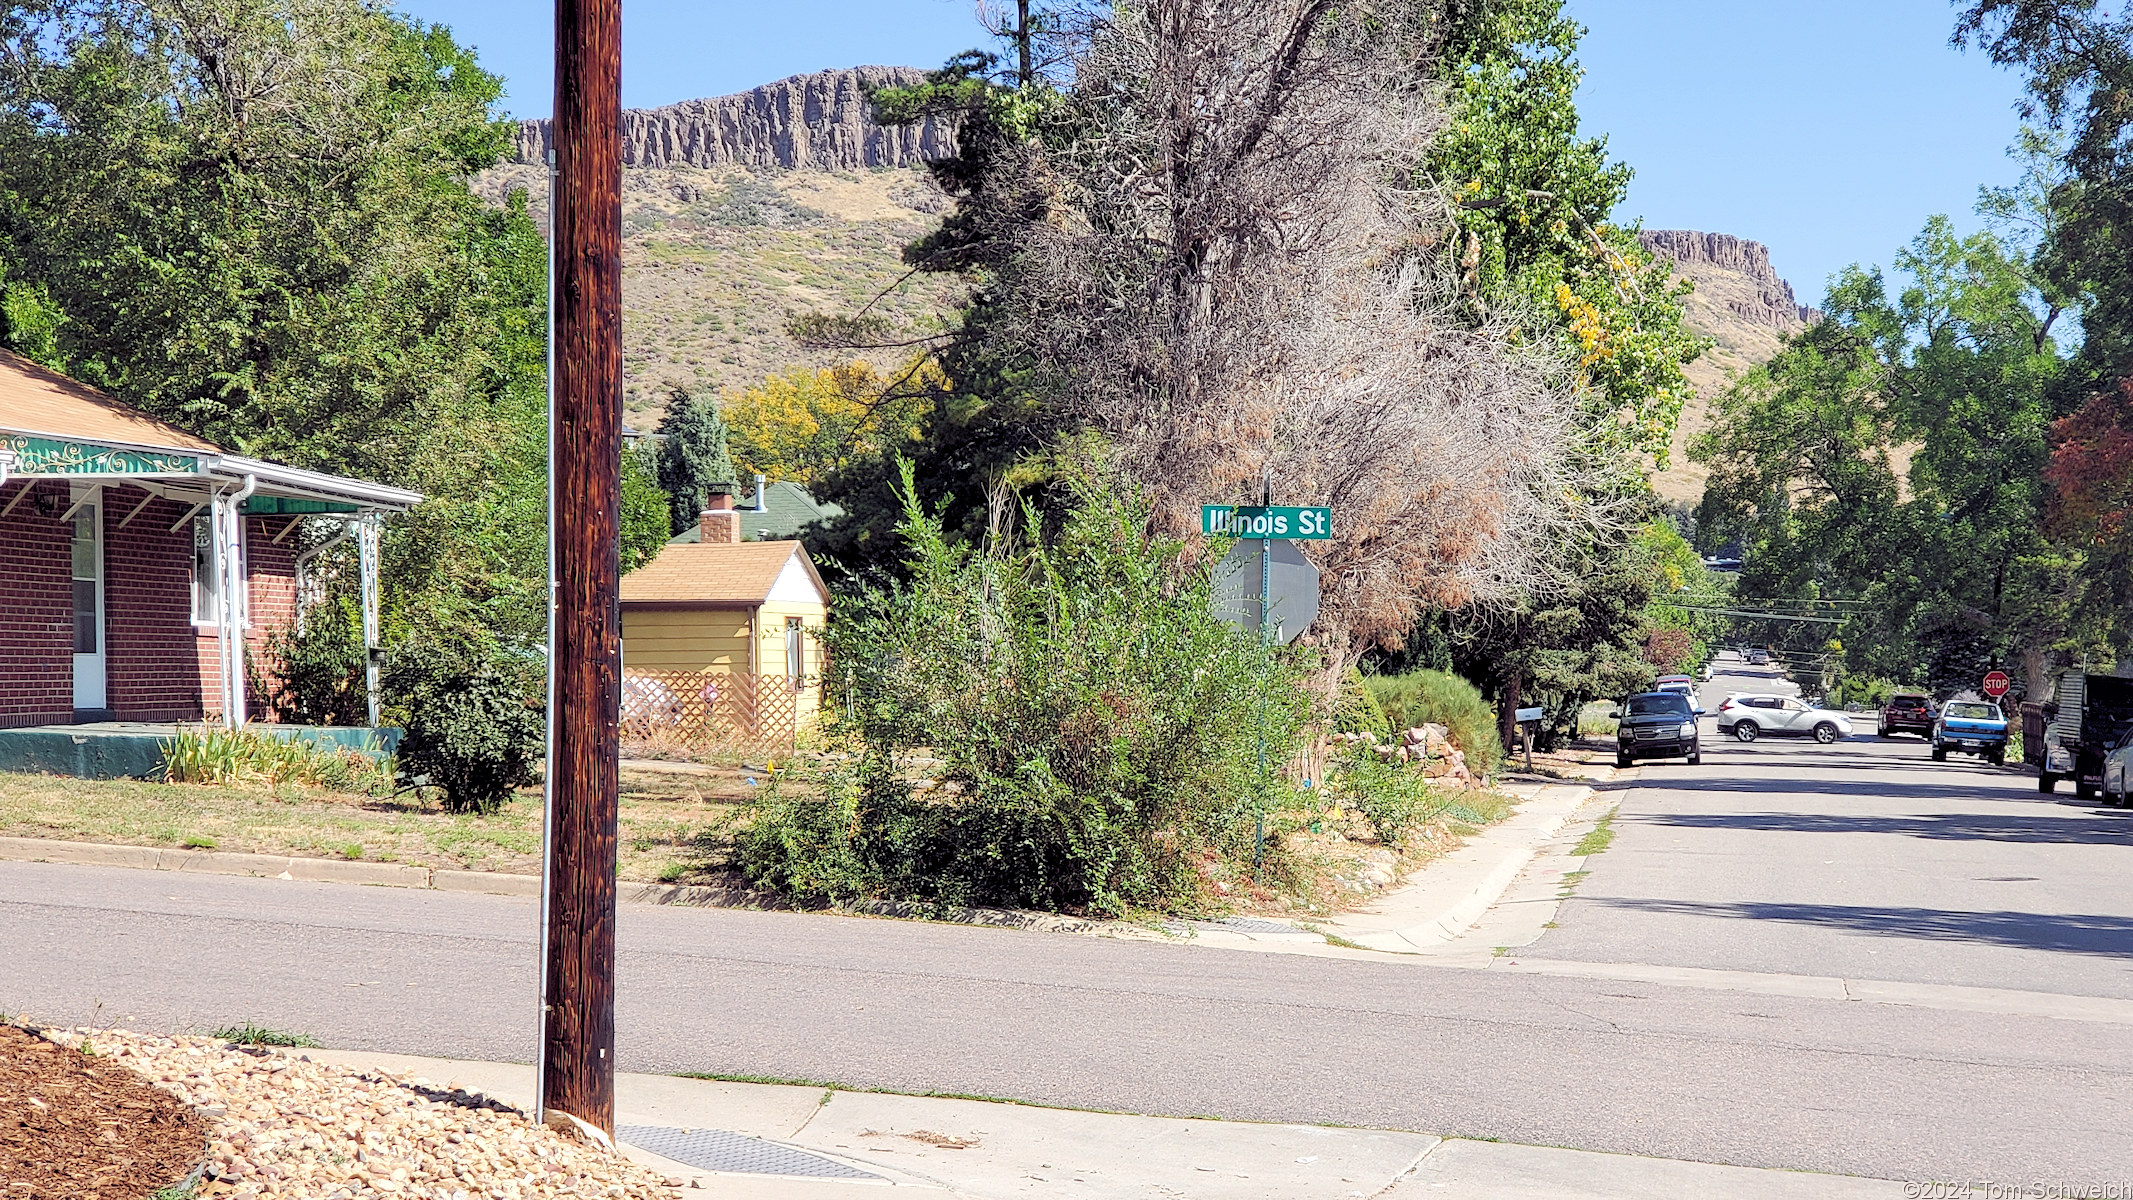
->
[357,511,382,728]
[212,491,237,727]
[217,476,257,727]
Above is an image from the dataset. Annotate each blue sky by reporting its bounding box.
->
[397,0,2035,302]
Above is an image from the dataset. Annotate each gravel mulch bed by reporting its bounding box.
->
[26,1027,678,1199]
[0,1024,203,1197]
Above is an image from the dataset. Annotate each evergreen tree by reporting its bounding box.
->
[655,387,739,534]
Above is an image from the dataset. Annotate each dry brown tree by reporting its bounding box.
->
[966,0,1625,689]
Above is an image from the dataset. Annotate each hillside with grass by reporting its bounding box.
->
[472,67,962,422]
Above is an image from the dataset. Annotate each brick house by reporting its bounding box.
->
[0,350,420,728]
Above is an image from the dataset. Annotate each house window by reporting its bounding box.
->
[71,508,98,654]
[192,514,247,626]
[785,617,804,682]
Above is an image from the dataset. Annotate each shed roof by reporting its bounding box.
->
[621,540,829,607]
[0,349,218,453]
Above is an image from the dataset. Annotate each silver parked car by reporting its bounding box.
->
[1715,693,1855,743]
[2101,733,2133,809]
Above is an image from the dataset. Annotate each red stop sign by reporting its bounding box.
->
[1983,670,2011,698]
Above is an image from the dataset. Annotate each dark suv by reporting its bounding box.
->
[1877,693,1936,738]
[1612,691,1702,769]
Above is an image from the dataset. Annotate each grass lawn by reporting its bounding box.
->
[0,767,759,883]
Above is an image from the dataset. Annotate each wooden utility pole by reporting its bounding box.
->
[540,0,622,1138]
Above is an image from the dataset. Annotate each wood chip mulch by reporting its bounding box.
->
[0,1023,204,1198]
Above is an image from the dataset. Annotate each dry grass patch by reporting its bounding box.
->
[0,766,765,882]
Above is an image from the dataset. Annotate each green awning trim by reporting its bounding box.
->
[1,434,199,476]
[242,496,361,515]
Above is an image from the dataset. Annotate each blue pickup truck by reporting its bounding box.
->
[1932,700,2009,765]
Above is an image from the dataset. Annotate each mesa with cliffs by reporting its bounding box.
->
[479,65,1816,494]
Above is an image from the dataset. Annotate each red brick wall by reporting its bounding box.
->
[104,486,208,722]
[0,483,303,727]
[0,481,74,727]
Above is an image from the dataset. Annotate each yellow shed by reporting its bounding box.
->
[619,540,831,724]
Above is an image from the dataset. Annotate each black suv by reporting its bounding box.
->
[1877,692,1936,738]
[1613,691,1702,768]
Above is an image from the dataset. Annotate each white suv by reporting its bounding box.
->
[1717,693,1854,744]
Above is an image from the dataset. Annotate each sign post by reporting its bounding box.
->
[1204,493,1331,878]
[1515,706,1544,773]
[1983,671,2012,700]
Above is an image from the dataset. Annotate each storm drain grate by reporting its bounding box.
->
[616,1126,884,1179]
[1205,917,1303,934]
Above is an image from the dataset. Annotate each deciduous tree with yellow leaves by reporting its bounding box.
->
[719,358,938,487]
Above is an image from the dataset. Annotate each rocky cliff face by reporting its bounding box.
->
[1634,230,1819,503]
[511,66,957,172]
[1639,230,1819,328]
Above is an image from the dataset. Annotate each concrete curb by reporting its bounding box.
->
[0,836,1158,934]
[0,779,1587,949]
[0,835,535,896]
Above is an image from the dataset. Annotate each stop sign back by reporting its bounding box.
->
[1983,670,2011,698]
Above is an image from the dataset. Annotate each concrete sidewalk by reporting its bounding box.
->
[308,1047,1906,1198]
[1172,781,1603,958]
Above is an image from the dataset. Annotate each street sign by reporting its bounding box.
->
[1212,538,1319,643]
[1983,670,2012,699]
[1202,505,1333,540]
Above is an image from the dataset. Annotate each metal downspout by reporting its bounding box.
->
[220,475,258,727]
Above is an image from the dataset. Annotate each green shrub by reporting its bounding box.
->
[212,1021,319,1048]
[387,645,544,814]
[734,463,1312,916]
[1362,669,1501,776]
[257,597,366,727]
[1334,667,1391,736]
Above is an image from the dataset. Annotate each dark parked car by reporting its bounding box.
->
[1612,691,1702,769]
[1878,693,1936,738]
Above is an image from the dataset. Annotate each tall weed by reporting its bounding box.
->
[161,725,388,791]
[735,464,1313,916]
[1329,746,1504,844]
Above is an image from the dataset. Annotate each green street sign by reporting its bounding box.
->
[1202,505,1332,540]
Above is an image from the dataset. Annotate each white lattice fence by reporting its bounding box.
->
[620,671,807,755]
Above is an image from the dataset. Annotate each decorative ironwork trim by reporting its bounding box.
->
[0,435,199,476]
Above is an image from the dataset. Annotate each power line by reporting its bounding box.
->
[1719,597,1875,608]
[1661,605,1847,624]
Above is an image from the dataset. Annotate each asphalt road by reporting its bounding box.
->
[1529,660,2133,1001]
[3,669,2131,1183]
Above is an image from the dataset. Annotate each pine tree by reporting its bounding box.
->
[655,388,738,535]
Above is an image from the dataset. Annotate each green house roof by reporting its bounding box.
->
[669,480,843,544]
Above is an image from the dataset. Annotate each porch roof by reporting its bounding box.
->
[0,349,421,512]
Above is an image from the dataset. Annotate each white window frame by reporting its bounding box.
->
[190,511,249,629]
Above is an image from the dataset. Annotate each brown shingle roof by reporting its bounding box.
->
[0,349,219,452]
[620,540,828,606]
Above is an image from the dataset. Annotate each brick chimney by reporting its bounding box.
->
[699,492,741,543]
